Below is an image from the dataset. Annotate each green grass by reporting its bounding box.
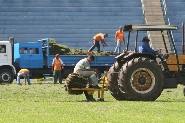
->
[1,82,185,123]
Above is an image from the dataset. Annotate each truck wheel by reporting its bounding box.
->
[108,62,127,100]
[0,69,14,84]
[118,57,164,101]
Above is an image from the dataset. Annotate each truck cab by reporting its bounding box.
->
[14,42,43,68]
[0,41,12,64]
[0,38,16,84]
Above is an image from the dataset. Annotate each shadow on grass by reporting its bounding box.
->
[155,99,185,102]
[2,83,184,102]
[0,83,11,85]
[77,100,111,102]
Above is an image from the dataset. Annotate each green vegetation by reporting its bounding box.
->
[49,38,71,55]
[0,82,185,123]
[49,38,115,56]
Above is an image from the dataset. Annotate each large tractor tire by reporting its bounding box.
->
[108,62,127,100]
[0,69,14,84]
[118,57,164,101]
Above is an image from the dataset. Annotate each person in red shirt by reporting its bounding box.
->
[52,54,64,84]
[88,33,108,52]
[114,26,125,54]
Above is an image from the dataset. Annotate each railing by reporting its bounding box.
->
[161,0,169,25]
[161,0,177,53]
[141,0,147,24]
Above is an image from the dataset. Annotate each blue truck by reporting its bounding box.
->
[12,38,116,80]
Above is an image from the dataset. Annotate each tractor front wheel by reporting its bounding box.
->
[108,62,127,100]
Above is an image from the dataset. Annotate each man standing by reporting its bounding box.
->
[17,69,31,85]
[52,54,64,84]
[73,55,101,89]
[114,26,125,54]
[139,36,160,55]
[88,33,108,53]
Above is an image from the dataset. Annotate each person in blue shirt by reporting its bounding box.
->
[139,36,159,55]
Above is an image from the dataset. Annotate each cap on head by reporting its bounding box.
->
[55,54,59,57]
[142,36,150,42]
[88,55,94,61]
[119,26,123,29]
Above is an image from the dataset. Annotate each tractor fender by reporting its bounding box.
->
[116,52,156,65]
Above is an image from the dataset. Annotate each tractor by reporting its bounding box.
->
[107,24,185,101]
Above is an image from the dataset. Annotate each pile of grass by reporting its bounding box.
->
[49,38,115,56]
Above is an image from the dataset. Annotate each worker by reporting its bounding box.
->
[17,69,31,85]
[139,36,161,56]
[73,55,101,89]
[52,54,64,84]
[88,33,108,53]
[114,26,125,54]
[0,45,5,53]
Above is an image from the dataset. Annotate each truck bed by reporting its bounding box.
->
[47,55,116,68]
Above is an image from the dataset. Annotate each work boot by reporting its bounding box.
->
[87,98,96,102]
[87,95,96,102]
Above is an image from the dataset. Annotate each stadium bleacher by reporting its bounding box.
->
[0,0,146,52]
[163,0,185,54]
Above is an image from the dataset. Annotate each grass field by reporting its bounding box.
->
[1,81,185,123]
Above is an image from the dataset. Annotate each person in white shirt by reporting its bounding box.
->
[74,55,100,89]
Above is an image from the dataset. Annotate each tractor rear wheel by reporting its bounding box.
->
[108,62,127,100]
[118,57,164,101]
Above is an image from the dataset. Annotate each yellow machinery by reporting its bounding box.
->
[166,55,185,71]
[71,71,109,101]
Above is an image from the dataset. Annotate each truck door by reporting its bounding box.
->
[19,46,43,68]
[19,47,30,68]
[29,47,43,68]
[0,44,8,63]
